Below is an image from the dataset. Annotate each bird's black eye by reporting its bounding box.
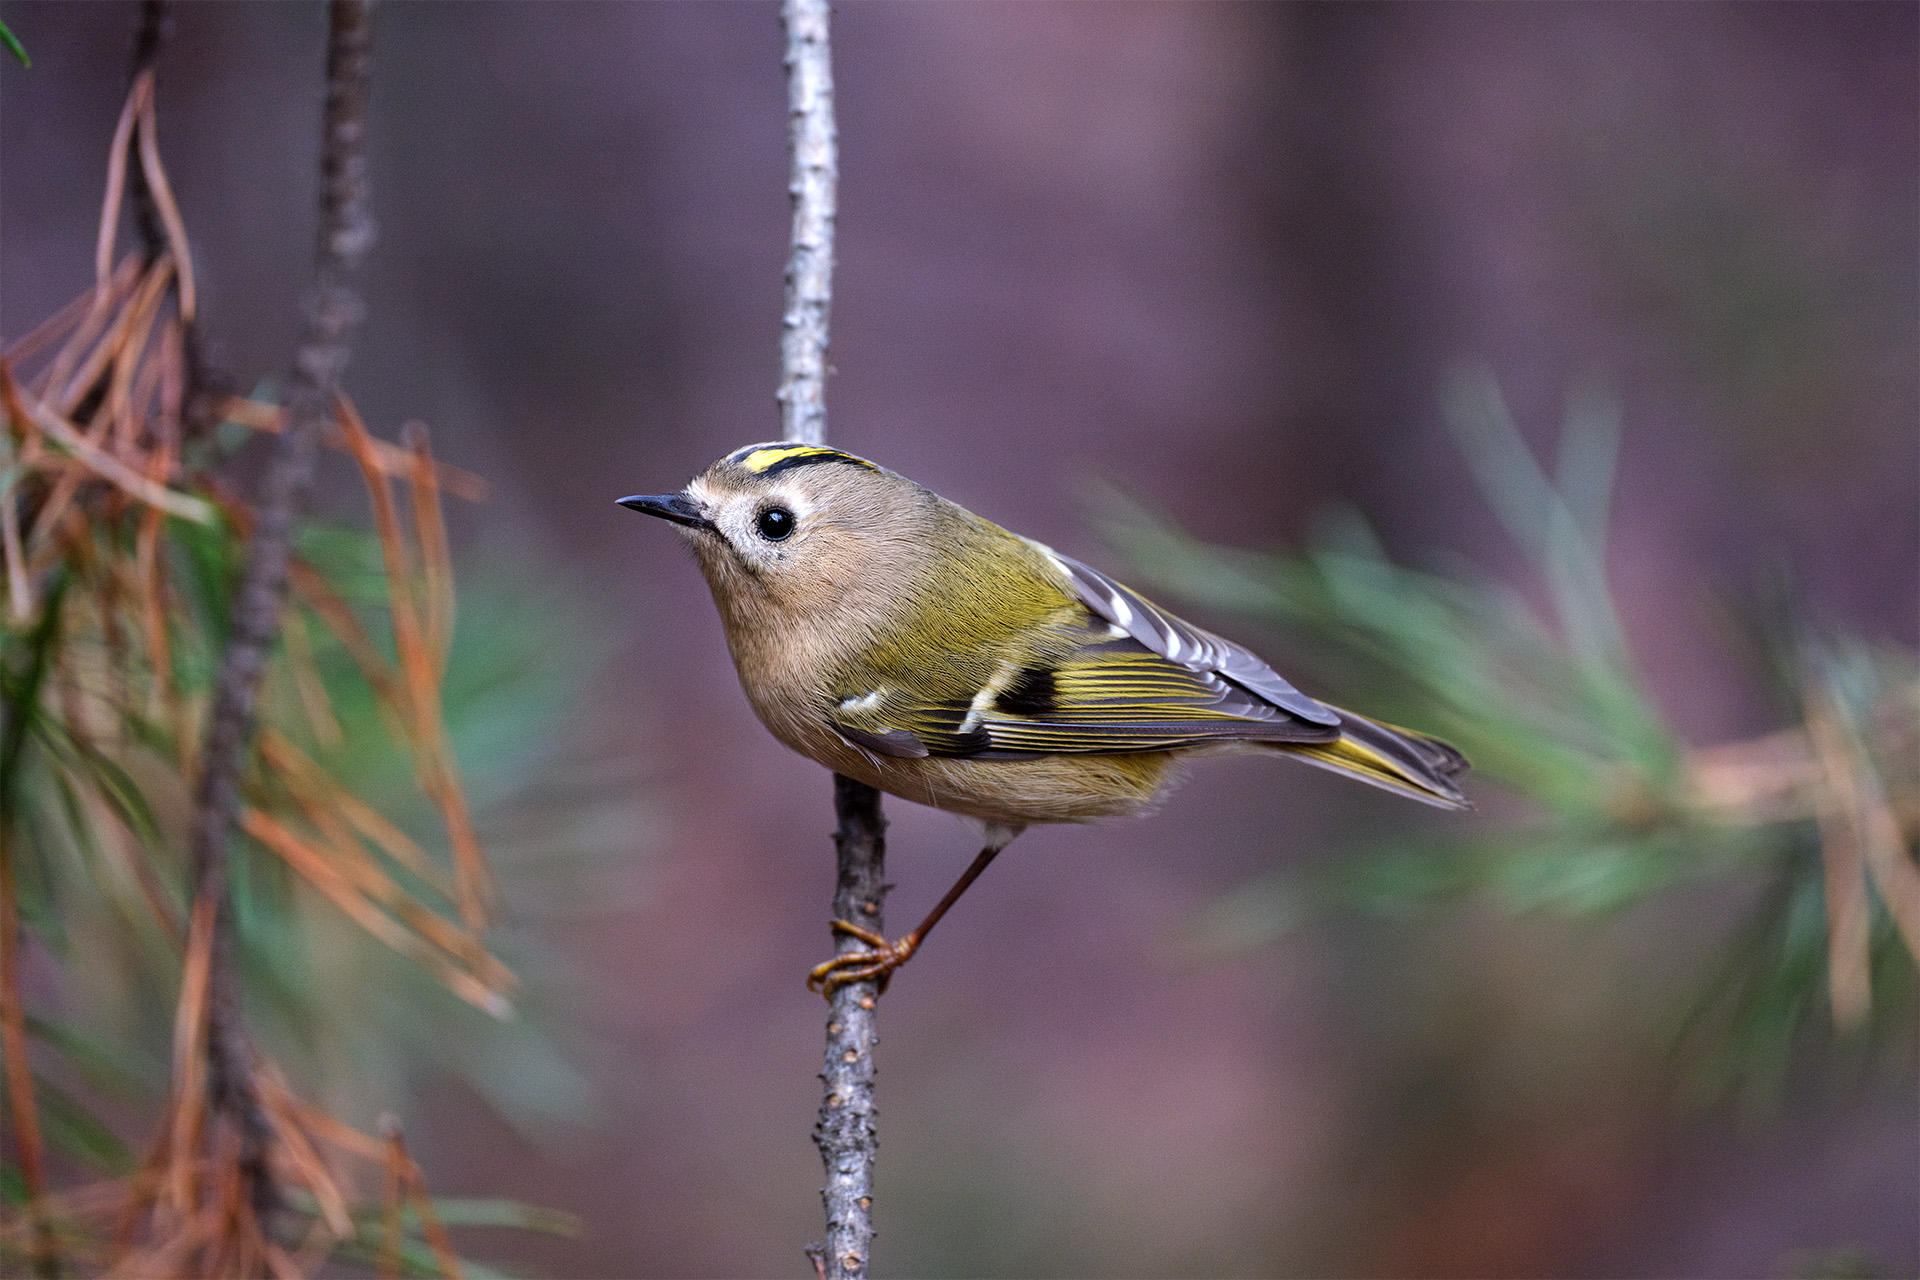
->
[755,506,796,541]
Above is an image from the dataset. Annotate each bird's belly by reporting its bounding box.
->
[763,705,1179,826]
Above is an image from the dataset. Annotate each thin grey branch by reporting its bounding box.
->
[778,0,836,448]
[776,2,882,1275]
[811,778,888,1280]
[184,0,373,1223]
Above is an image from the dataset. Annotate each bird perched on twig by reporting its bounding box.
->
[621,442,1468,995]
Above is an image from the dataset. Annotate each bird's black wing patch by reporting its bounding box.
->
[826,621,1338,761]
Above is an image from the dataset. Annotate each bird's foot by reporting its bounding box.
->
[807,920,918,997]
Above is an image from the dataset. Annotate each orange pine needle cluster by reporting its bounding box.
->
[2,65,508,1280]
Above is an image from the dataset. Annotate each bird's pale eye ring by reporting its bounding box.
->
[756,506,796,541]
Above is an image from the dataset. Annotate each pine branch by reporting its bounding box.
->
[184,0,374,1225]
[125,0,170,264]
[124,3,225,449]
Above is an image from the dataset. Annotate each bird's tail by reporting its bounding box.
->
[1276,710,1471,809]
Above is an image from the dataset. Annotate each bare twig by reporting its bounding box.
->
[779,0,837,448]
[775,2,882,1274]
[183,0,374,1228]
[812,778,888,1280]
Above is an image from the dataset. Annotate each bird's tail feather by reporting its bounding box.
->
[1276,710,1471,809]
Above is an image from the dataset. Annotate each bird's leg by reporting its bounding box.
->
[809,827,1019,996]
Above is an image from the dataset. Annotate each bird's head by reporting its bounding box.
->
[620,442,932,618]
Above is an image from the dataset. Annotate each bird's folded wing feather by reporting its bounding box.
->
[827,618,1341,761]
[1027,542,1343,727]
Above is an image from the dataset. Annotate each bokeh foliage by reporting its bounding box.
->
[1110,367,1918,1107]
[1,65,590,1278]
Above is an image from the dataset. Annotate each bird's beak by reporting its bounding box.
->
[617,492,712,530]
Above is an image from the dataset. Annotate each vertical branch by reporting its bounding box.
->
[810,779,888,1280]
[779,0,836,448]
[184,0,374,1222]
[777,2,883,1276]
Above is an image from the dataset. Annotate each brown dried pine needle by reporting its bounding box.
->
[3,61,522,1279]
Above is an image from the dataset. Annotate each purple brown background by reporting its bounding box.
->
[3,3,1915,1276]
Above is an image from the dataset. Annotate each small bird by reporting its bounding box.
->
[621,442,1468,995]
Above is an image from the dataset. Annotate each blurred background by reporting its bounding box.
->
[2,2,1914,1276]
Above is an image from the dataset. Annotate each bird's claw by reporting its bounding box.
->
[808,919,917,997]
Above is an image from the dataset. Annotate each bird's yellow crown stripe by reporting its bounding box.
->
[729,444,878,475]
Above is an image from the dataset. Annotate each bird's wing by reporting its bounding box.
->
[1023,542,1342,727]
[826,615,1341,761]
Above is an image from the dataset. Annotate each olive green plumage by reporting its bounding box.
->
[620,442,1469,832]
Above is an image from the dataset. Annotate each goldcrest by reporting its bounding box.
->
[621,442,1467,992]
